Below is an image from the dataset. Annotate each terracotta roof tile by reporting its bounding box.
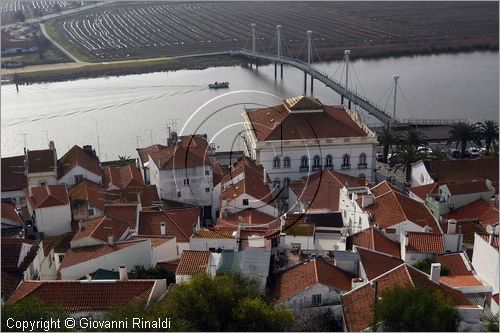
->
[24,185,69,209]
[1,202,22,225]
[103,165,144,190]
[290,169,366,211]
[479,233,499,250]
[271,259,352,302]
[1,155,27,192]
[370,180,400,197]
[446,199,499,226]
[215,210,277,230]
[149,135,212,170]
[72,216,129,244]
[341,264,472,332]
[176,250,210,276]
[157,259,179,274]
[130,235,175,247]
[136,144,168,165]
[406,232,445,253]
[27,149,56,174]
[138,207,198,242]
[7,280,156,312]
[351,227,401,258]
[1,271,22,301]
[60,240,147,269]
[246,99,368,141]
[444,180,491,196]
[441,219,486,244]
[410,183,440,201]
[104,204,138,230]
[436,253,484,288]
[192,229,234,239]
[356,247,404,280]
[69,179,105,210]
[58,145,101,179]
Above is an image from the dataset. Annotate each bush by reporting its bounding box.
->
[413,258,451,276]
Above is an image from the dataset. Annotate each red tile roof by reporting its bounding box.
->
[1,202,22,225]
[363,190,440,232]
[215,209,277,230]
[370,180,400,197]
[1,155,27,192]
[138,207,198,242]
[493,293,499,305]
[130,235,175,247]
[406,232,445,254]
[104,204,138,230]
[246,98,368,141]
[192,229,234,239]
[351,227,401,258]
[176,250,210,276]
[60,239,147,269]
[409,182,440,201]
[341,264,472,332]
[157,259,179,274]
[212,162,230,186]
[1,238,39,272]
[24,184,69,209]
[149,135,212,170]
[69,179,105,209]
[136,144,168,165]
[58,145,101,179]
[290,169,365,211]
[1,271,22,301]
[103,165,144,190]
[436,253,484,288]
[7,280,156,312]
[27,149,56,174]
[72,216,129,244]
[479,233,499,250]
[356,247,404,280]
[271,259,352,302]
[444,180,491,195]
[446,199,499,226]
[441,219,486,244]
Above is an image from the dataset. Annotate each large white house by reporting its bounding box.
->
[57,145,102,187]
[242,96,378,188]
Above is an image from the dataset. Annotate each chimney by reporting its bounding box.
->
[119,265,128,281]
[160,222,166,235]
[263,168,267,183]
[447,219,457,234]
[79,220,84,231]
[49,141,55,150]
[488,232,494,245]
[107,234,114,245]
[430,263,441,284]
[361,194,374,208]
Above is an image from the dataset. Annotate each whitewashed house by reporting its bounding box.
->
[175,250,219,284]
[132,235,178,265]
[1,155,27,206]
[136,144,168,184]
[57,145,102,187]
[25,142,58,187]
[281,214,316,251]
[242,96,378,188]
[70,216,130,249]
[24,184,72,237]
[472,232,499,295]
[189,229,237,251]
[68,179,106,221]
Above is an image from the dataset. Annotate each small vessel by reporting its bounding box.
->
[208,81,229,89]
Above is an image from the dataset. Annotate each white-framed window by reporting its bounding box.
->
[325,155,333,167]
[39,180,47,186]
[342,154,350,166]
[205,187,210,193]
[283,156,291,168]
[243,199,249,206]
[313,155,321,168]
[184,179,189,186]
[300,156,308,168]
[273,157,281,169]
[359,153,367,165]
[88,209,94,217]
[74,175,84,184]
[312,294,322,305]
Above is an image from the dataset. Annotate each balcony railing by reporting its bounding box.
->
[299,166,309,172]
[312,165,322,171]
[358,163,368,169]
[341,164,351,170]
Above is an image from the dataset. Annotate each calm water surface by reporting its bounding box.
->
[1,51,498,160]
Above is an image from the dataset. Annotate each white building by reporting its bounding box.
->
[242,96,378,187]
[189,229,237,251]
[24,184,72,237]
[57,145,102,187]
[25,142,58,187]
[1,155,27,206]
[472,232,499,295]
[175,250,219,284]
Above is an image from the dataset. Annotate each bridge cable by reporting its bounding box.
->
[330,59,345,81]
[312,38,330,76]
[375,81,394,108]
[282,34,294,59]
[399,83,419,130]
[350,63,370,102]
[294,39,307,61]
[266,30,278,55]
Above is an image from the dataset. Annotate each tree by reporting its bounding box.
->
[478,120,499,153]
[377,126,400,163]
[447,122,481,159]
[129,264,174,284]
[162,273,295,331]
[13,10,25,22]
[373,285,460,331]
[402,128,427,151]
[485,315,499,332]
[117,155,132,166]
[389,144,426,185]
[413,258,451,276]
[428,145,450,161]
[2,297,71,332]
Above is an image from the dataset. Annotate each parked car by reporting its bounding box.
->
[467,147,481,158]
[376,152,384,162]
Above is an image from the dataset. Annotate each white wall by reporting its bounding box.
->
[282,283,343,310]
[339,188,371,234]
[60,240,152,280]
[411,161,433,187]
[472,233,499,294]
[38,245,57,280]
[58,165,102,187]
[1,190,26,206]
[189,237,237,252]
[34,204,72,236]
[152,238,177,265]
[284,235,315,251]
[221,193,278,217]
[27,172,57,187]
[211,182,221,220]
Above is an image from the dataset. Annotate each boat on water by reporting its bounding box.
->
[208,81,229,89]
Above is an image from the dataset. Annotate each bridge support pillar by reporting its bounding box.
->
[341,95,344,105]
[280,63,283,79]
[304,71,307,95]
[310,76,314,94]
[274,61,277,79]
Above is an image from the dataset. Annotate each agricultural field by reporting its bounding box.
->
[1,0,93,25]
[46,1,498,62]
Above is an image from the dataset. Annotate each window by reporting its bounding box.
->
[184,179,189,186]
[74,174,84,184]
[342,154,350,169]
[58,255,65,262]
[283,156,291,168]
[205,187,210,192]
[313,155,321,169]
[325,154,333,167]
[39,180,47,186]
[358,153,367,168]
[300,156,309,170]
[88,209,94,217]
[359,173,366,180]
[205,170,210,175]
[243,199,249,206]
[177,191,181,198]
[312,294,322,305]
[273,157,281,169]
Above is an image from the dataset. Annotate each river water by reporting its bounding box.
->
[1,51,498,160]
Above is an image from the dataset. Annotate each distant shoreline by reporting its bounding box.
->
[2,42,498,85]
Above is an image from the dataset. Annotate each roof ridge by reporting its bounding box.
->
[342,263,407,296]
[356,245,401,260]
[163,211,189,240]
[313,259,319,283]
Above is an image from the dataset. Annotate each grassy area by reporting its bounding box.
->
[1,44,71,66]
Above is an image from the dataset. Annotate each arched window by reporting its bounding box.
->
[359,153,367,168]
[300,156,309,170]
[325,154,333,168]
[313,155,321,169]
[284,177,291,188]
[342,154,350,169]
[273,157,280,169]
[283,156,291,168]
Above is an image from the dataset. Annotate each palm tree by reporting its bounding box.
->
[447,122,480,159]
[428,146,449,161]
[377,126,400,163]
[390,144,426,185]
[402,128,427,151]
[117,155,132,166]
[478,120,499,153]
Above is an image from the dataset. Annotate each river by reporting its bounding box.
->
[1,51,498,160]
